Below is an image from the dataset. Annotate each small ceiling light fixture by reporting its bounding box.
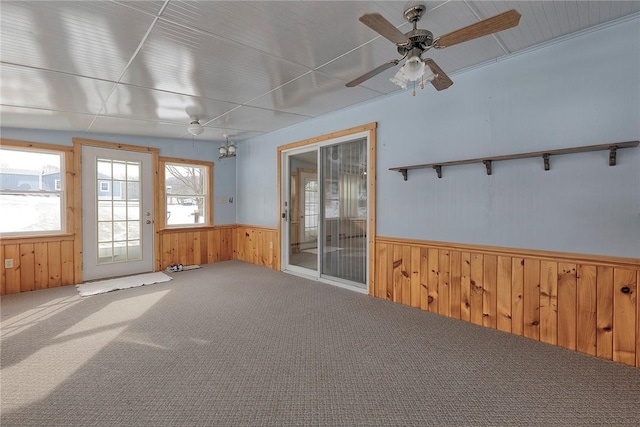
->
[188,118,204,136]
[390,52,436,96]
[219,134,236,159]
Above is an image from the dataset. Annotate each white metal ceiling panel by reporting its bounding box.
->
[0,105,95,132]
[177,127,265,143]
[114,1,167,16]
[207,105,311,133]
[0,1,156,81]
[0,64,114,115]
[160,1,412,70]
[102,84,239,124]
[247,71,384,117]
[88,115,187,139]
[121,20,311,105]
[472,1,640,54]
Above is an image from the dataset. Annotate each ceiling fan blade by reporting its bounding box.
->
[424,59,453,91]
[345,59,400,87]
[434,9,521,49]
[359,13,410,46]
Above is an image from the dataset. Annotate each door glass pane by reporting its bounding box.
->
[95,158,143,264]
[321,138,367,286]
[288,152,318,271]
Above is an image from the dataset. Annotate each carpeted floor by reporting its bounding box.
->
[1,260,639,426]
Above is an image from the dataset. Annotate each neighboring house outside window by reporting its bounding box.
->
[0,145,66,235]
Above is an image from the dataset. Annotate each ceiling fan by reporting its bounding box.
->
[346,3,521,92]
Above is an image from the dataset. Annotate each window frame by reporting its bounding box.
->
[0,140,73,238]
[159,157,213,229]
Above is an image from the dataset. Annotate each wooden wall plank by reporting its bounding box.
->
[47,241,62,287]
[0,244,5,295]
[483,255,497,329]
[402,245,412,306]
[410,246,421,308]
[557,263,577,350]
[161,233,172,268]
[385,242,394,301]
[511,257,525,336]
[376,242,388,299]
[186,231,196,266]
[497,255,512,333]
[34,242,49,290]
[60,240,75,285]
[439,250,450,316]
[427,249,439,312]
[4,245,21,294]
[523,259,540,340]
[470,253,484,326]
[392,245,403,303]
[450,251,462,320]
[460,252,471,322]
[192,231,202,266]
[19,243,35,292]
[596,266,614,360]
[613,268,637,366]
[576,265,597,356]
[539,260,558,345]
[419,248,429,309]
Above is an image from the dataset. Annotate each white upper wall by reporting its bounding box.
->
[236,16,640,258]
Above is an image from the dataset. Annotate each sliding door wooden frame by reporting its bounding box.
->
[276,122,377,295]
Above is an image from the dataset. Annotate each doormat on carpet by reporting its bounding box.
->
[76,272,172,297]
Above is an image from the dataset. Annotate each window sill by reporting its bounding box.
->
[0,233,75,244]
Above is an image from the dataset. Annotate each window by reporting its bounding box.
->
[0,145,66,235]
[99,181,110,192]
[161,158,212,227]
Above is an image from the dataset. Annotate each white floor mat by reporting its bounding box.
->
[76,272,172,297]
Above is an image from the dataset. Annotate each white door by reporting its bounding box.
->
[82,146,154,281]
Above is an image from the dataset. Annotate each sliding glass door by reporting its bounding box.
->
[320,139,367,287]
[282,136,368,291]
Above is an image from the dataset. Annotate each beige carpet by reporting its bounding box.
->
[2,260,639,425]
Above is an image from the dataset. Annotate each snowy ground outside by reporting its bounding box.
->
[0,196,203,234]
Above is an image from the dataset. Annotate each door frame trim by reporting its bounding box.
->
[73,138,159,283]
[276,122,377,295]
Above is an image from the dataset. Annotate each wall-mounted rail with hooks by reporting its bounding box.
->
[390,141,639,181]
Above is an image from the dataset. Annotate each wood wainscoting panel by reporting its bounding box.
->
[158,226,234,270]
[232,225,279,270]
[375,237,640,367]
[1,237,76,295]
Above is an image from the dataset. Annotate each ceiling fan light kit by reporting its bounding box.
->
[347,3,521,96]
[187,119,204,136]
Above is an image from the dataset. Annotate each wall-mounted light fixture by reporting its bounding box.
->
[219,134,236,159]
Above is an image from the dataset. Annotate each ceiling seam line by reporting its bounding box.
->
[86,0,169,133]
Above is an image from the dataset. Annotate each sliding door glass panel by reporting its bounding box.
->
[321,138,367,286]
[288,152,318,271]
